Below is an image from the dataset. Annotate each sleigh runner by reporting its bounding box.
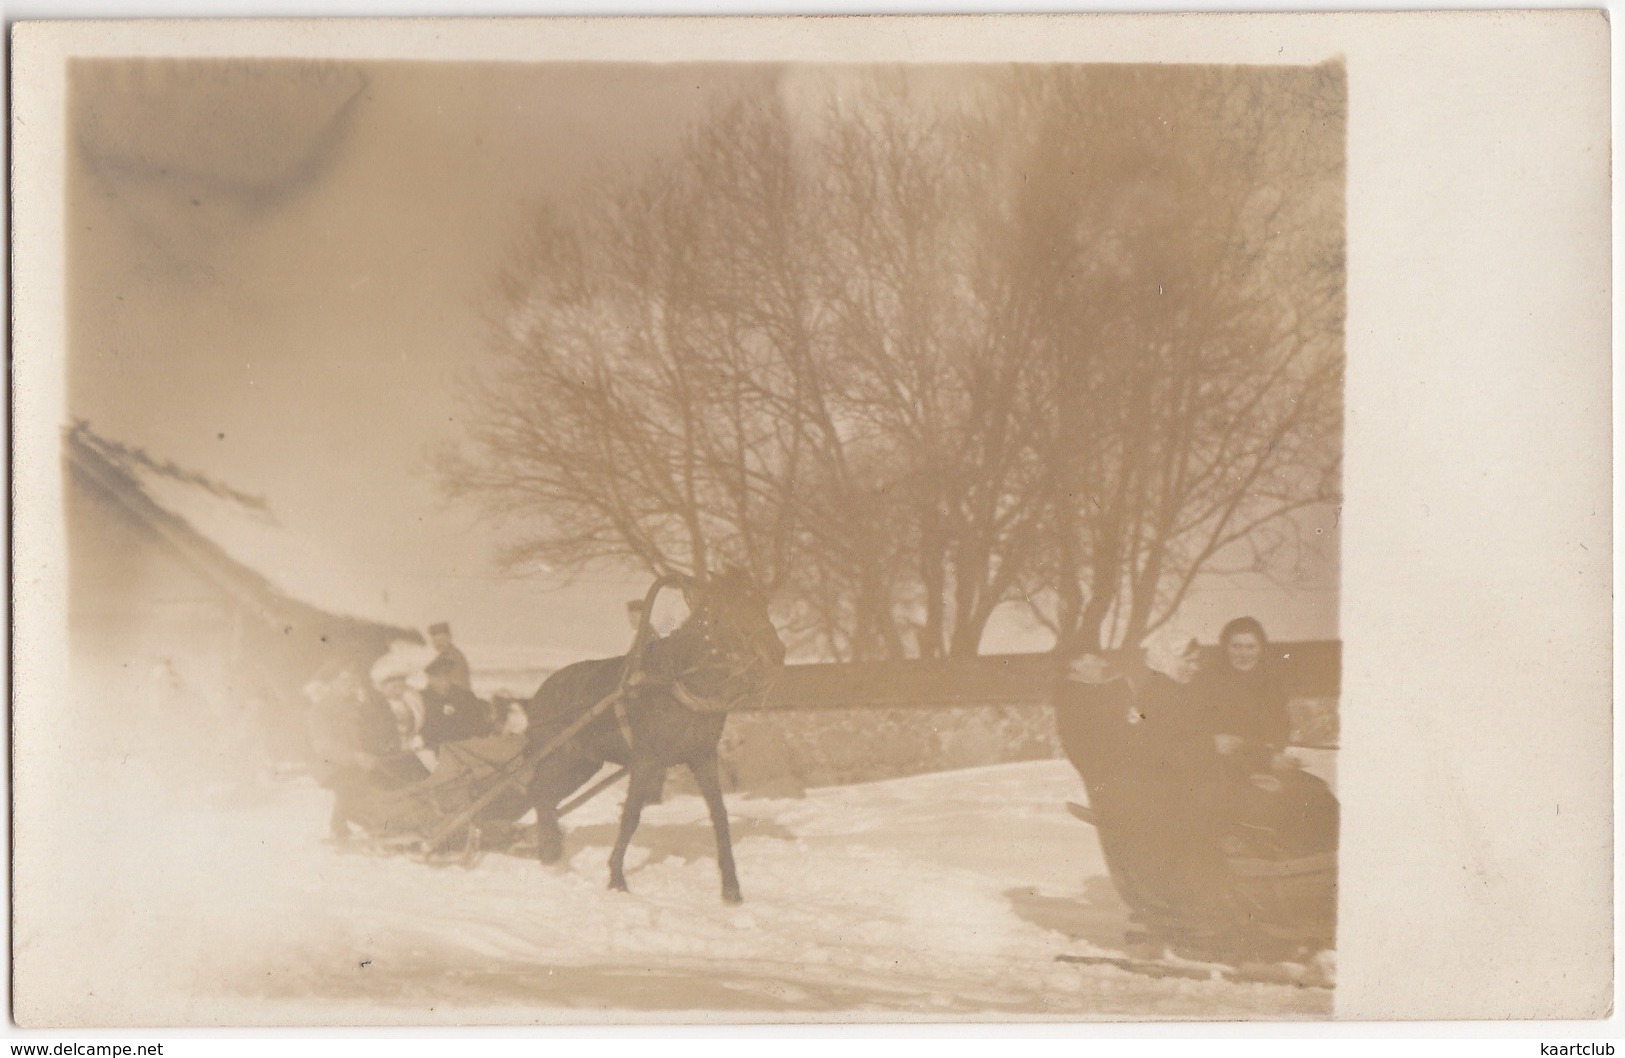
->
[332,735,539,859]
[333,734,638,863]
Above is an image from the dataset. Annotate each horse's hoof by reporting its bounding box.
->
[722,888,743,905]
[609,878,629,893]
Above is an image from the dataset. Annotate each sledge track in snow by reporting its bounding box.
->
[54,757,1334,1021]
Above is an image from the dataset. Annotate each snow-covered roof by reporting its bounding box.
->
[68,423,416,635]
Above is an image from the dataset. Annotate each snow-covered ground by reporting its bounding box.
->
[16,754,1335,1026]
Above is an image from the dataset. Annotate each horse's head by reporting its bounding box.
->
[675,569,786,702]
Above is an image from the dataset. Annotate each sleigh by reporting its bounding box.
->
[1057,685,1339,957]
[1225,845,1338,950]
[328,736,523,859]
[335,712,644,863]
[1062,800,1337,960]
[332,574,723,864]
[338,733,644,864]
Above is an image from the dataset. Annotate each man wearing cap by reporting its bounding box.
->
[426,621,472,690]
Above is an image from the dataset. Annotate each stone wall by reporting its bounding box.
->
[714,696,1340,796]
[717,704,1062,795]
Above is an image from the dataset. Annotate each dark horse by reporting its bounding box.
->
[522,570,786,903]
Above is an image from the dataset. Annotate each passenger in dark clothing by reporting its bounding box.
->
[1056,626,1339,958]
[426,621,473,690]
[1054,653,1137,815]
[1056,653,1172,925]
[1055,634,1233,942]
[308,668,429,839]
[419,656,494,750]
[1199,616,1326,854]
[1125,635,1234,938]
[1203,616,1292,776]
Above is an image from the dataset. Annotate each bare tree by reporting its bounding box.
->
[440,64,1345,660]
[966,64,1347,652]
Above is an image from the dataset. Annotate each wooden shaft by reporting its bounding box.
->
[557,766,629,819]
[419,574,687,851]
[419,684,624,849]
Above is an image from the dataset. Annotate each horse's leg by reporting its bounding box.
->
[688,753,742,904]
[533,802,564,866]
[607,763,666,893]
[529,750,601,866]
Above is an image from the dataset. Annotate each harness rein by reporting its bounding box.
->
[610,615,767,749]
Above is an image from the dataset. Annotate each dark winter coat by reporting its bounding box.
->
[309,687,426,791]
[1225,767,1341,858]
[1054,670,1232,934]
[1202,664,1291,773]
[1054,671,1139,817]
[421,683,494,749]
[431,645,473,690]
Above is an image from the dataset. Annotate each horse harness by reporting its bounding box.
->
[608,627,769,751]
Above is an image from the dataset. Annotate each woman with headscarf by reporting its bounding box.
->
[1204,616,1292,777]
[1203,616,1340,875]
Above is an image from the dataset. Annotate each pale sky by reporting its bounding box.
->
[67,59,1339,657]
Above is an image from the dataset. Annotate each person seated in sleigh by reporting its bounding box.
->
[306,666,431,841]
[373,664,438,772]
[1202,616,1291,775]
[1056,622,1340,960]
[420,654,497,752]
[1055,631,1237,950]
[1199,617,1339,863]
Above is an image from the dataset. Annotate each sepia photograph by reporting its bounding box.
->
[9,14,1610,1030]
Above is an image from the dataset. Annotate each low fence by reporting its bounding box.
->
[718,703,1061,795]
[715,696,1338,795]
[739,642,1340,713]
[713,644,1341,794]
[479,643,1342,796]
